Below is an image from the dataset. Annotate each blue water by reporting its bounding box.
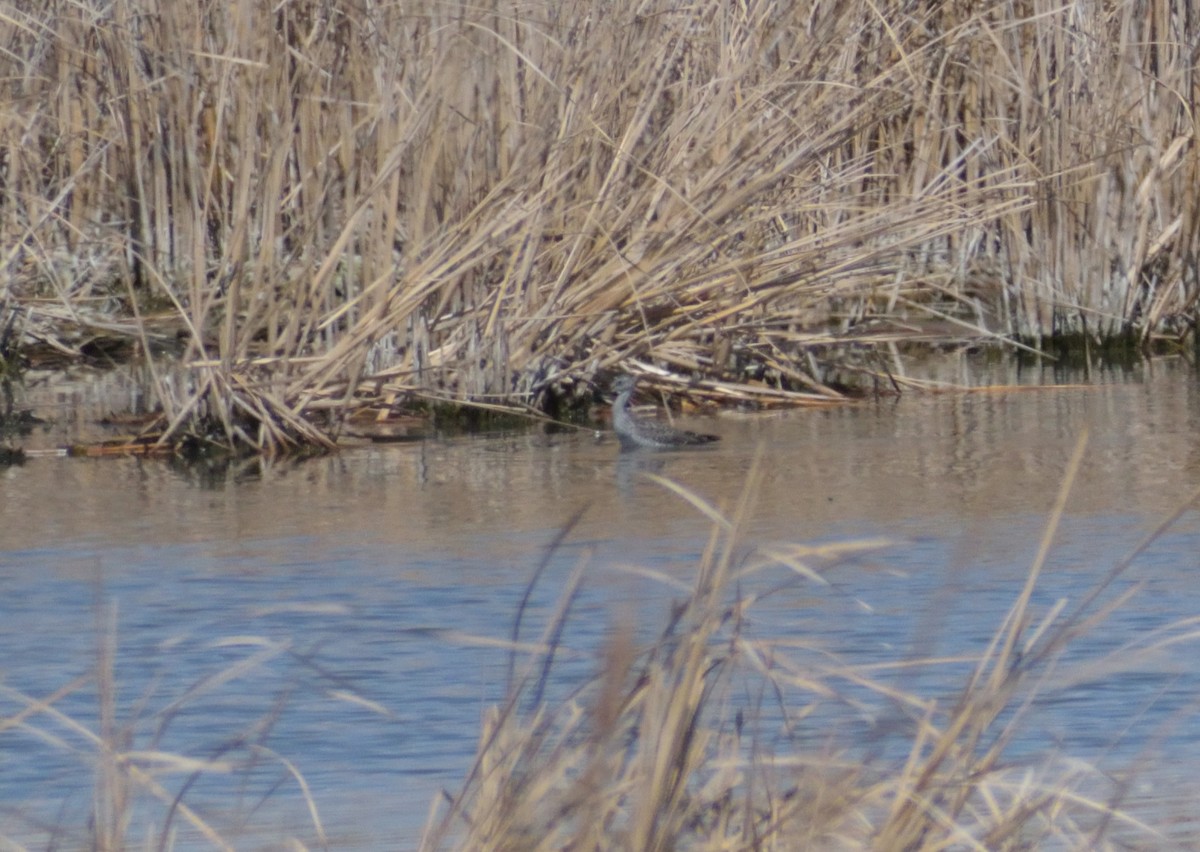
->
[5,362,1200,847]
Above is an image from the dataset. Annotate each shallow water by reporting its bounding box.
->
[4,357,1200,846]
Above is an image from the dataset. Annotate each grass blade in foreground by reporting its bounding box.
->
[422,443,1194,850]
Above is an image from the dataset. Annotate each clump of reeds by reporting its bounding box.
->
[3,0,1198,450]
[421,444,1193,850]
[0,602,329,851]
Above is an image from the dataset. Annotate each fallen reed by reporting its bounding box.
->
[2,0,1198,449]
[421,444,1199,850]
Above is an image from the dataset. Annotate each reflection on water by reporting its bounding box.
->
[4,359,1200,845]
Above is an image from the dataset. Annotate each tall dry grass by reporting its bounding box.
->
[1,0,1198,449]
[0,601,329,851]
[420,443,1200,850]
[6,447,1200,847]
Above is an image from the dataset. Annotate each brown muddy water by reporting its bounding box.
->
[4,358,1200,847]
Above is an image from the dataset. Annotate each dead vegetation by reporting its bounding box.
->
[6,447,1200,848]
[0,604,329,851]
[1,0,1198,450]
[420,445,1200,851]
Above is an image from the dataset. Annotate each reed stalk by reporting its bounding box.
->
[2,0,1197,449]
[0,616,326,850]
[6,451,1200,846]
[421,441,1192,849]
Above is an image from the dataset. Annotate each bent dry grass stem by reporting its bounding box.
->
[421,439,1198,850]
[3,1,1197,451]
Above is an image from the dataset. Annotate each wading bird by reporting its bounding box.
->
[611,374,720,451]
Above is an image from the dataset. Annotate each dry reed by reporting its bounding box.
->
[6,447,1200,847]
[0,605,328,851]
[1,0,1198,449]
[420,442,1198,850]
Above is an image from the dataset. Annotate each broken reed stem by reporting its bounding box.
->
[3,0,1198,450]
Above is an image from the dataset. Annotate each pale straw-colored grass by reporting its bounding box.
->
[1,1,1197,449]
[0,604,328,851]
[421,441,1200,850]
[5,445,1200,847]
